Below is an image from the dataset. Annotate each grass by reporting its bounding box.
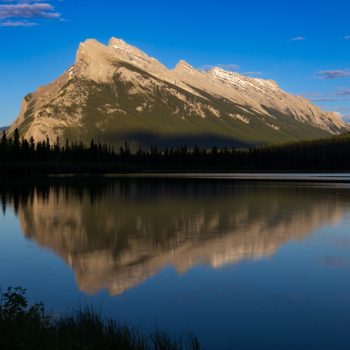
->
[0,287,201,350]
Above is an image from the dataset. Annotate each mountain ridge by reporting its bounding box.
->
[8,37,350,148]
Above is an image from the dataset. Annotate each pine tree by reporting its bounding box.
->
[0,131,7,149]
[14,129,20,151]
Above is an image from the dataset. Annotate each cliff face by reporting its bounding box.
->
[9,38,350,147]
[12,181,348,295]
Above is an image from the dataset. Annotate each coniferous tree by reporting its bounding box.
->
[13,129,20,151]
[1,131,7,148]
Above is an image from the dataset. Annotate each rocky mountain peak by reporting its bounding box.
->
[265,79,280,88]
[8,37,350,146]
[174,60,196,72]
[208,67,249,83]
[109,37,148,58]
[206,66,283,98]
[73,39,116,82]
[76,39,109,61]
[108,37,167,74]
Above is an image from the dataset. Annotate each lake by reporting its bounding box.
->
[1,176,350,349]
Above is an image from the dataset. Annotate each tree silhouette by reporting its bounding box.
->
[0,131,349,173]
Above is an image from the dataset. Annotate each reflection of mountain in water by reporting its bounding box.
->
[5,180,349,295]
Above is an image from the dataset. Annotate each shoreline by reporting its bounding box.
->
[2,171,350,184]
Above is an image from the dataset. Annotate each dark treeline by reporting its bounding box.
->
[1,129,350,173]
[0,129,116,163]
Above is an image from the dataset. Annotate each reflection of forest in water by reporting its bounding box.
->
[1,179,350,295]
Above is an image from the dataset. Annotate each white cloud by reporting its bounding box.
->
[302,89,350,102]
[0,19,37,26]
[317,70,350,80]
[291,36,306,41]
[0,0,62,27]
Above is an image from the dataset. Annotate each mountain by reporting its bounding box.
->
[8,38,350,148]
[0,126,8,132]
[6,180,347,296]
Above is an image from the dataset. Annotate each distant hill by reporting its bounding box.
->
[0,126,8,132]
[8,37,350,148]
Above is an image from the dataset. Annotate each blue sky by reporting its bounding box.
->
[0,0,350,125]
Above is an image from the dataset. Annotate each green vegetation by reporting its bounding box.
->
[0,287,201,350]
[0,129,350,175]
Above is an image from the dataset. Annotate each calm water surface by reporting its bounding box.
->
[1,177,350,349]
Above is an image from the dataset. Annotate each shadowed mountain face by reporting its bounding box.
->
[3,179,349,296]
[8,38,349,148]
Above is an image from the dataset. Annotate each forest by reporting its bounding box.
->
[1,129,350,174]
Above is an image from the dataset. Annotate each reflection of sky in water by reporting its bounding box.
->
[1,180,350,350]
